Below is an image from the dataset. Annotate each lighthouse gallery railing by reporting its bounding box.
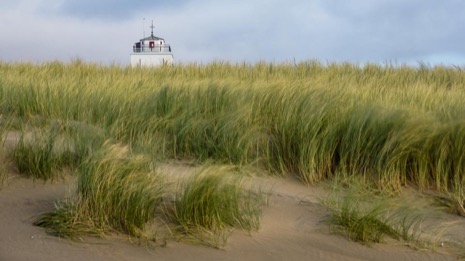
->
[133,45,172,53]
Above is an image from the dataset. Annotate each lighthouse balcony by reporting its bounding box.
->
[133,44,172,53]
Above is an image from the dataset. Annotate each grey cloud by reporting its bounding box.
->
[57,0,191,20]
[300,0,465,63]
[2,0,465,65]
[156,0,465,64]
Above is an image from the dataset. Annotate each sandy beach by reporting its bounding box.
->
[1,169,459,261]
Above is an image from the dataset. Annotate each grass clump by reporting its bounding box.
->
[434,190,465,217]
[165,166,263,247]
[34,142,165,239]
[324,181,457,249]
[61,120,106,167]
[0,115,14,188]
[0,165,7,188]
[11,125,72,181]
[33,201,100,239]
[4,117,106,182]
[326,189,399,245]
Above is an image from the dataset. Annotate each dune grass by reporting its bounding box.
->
[4,116,107,182]
[0,148,7,189]
[1,60,465,253]
[34,142,166,238]
[0,115,13,188]
[327,195,398,244]
[2,60,465,204]
[324,181,462,251]
[34,148,264,246]
[164,166,263,247]
[10,124,73,181]
[0,161,7,188]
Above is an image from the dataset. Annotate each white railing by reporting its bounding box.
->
[133,45,172,53]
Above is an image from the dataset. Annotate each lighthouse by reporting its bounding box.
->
[130,20,174,67]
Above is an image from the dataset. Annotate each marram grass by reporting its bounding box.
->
[8,119,105,181]
[1,60,465,208]
[34,142,166,238]
[164,166,263,247]
[324,183,460,250]
[0,115,13,187]
[11,124,73,180]
[34,145,264,246]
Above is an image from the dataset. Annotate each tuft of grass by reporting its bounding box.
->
[61,120,106,167]
[326,189,399,245]
[0,115,12,188]
[165,166,263,247]
[33,201,101,239]
[434,190,465,217]
[34,142,166,239]
[11,125,70,181]
[324,182,459,249]
[0,160,7,188]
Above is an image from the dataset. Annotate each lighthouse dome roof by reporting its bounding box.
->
[141,34,165,41]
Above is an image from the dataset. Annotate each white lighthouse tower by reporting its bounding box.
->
[130,20,174,67]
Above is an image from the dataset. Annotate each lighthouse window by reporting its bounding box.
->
[134,42,141,52]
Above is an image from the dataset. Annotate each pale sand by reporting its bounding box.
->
[0,132,461,260]
[0,170,459,261]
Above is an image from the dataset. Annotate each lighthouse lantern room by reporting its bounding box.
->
[130,20,173,67]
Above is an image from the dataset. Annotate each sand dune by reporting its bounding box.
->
[0,171,457,261]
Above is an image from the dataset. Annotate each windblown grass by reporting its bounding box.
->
[165,166,263,247]
[11,124,72,181]
[434,191,465,217]
[325,182,461,250]
[34,147,264,246]
[61,120,106,167]
[0,115,12,188]
[0,162,7,188]
[34,142,166,238]
[1,60,464,257]
[328,198,398,244]
[1,60,465,212]
[5,116,106,182]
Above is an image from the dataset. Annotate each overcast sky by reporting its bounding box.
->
[1,0,464,66]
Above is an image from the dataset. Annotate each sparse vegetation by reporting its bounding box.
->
[34,149,263,247]
[34,142,166,238]
[0,168,6,188]
[325,182,463,253]
[0,115,12,185]
[165,166,263,247]
[11,124,71,180]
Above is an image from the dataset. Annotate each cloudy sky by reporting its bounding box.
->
[1,0,464,66]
